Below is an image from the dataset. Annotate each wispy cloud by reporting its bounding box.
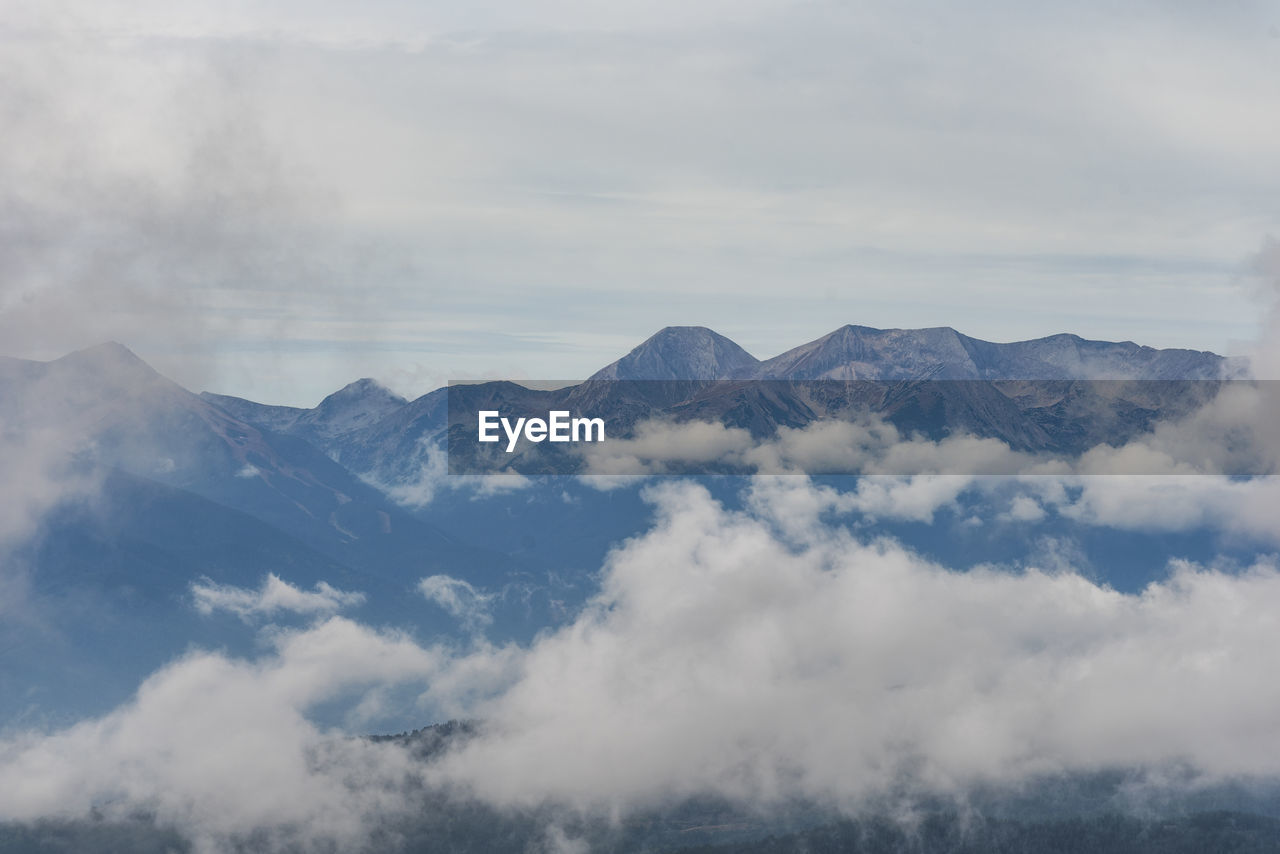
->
[418,575,495,631]
[190,574,366,620]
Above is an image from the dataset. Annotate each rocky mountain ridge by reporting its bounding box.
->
[207,324,1229,477]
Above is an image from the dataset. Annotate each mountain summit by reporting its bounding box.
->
[309,379,408,438]
[589,326,760,381]
[757,325,978,380]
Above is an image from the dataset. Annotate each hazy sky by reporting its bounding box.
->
[2,0,1278,404]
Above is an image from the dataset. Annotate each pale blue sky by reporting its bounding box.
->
[1,0,1277,404]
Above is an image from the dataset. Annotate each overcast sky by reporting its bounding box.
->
[1,0,1278,404]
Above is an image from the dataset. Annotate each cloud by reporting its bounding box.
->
[5,1,1274,402]
[578,411,1274,478]
[0,425,91,554]
[0,23,413,405]
[579,419,755,475]
[190,574,366,620]
[0,424,93,627]
[1003,493,1046,522]
[750,420,1050,476]
[0,361,109,624]
[7,479,1280,847]
[569,402,1280,540]
[575,415,1059,477]
[426,481,1280,811]
[1246,236,1280,380]
[1048,475,1280,542]
[371,439,532,509]
[743,473,974,530]
[0,617,440,852]
[751,468,1280,545]
[418,575,495,631]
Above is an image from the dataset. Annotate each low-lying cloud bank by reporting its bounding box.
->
[579,416,1052,477]
[3,480,1280,851]
[576,380,1280,478]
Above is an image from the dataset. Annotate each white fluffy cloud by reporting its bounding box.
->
[1047,475,1280,542]
[7,480,1280,849]
[743,473,974,529]
[0,618,441,852]
[428,481,1280,810]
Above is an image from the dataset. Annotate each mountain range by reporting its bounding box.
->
[593,325,1228,382]
[0,323,1238,721]
[3,322,1233,492]
[187,325,1231,480]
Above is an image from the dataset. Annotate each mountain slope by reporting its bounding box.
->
[0,343,511,580]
